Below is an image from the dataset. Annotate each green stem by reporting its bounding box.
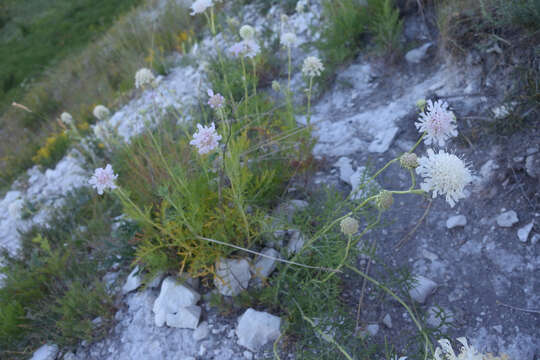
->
[241,57,249,114]
[287,46,292,93]
[306,76,313,126]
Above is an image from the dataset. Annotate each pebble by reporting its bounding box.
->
[215,258,251,296]
[496,210,519,227]
[405,42,433,64]
[30,344,59,360]
[193,321,210,341]
[236,308,281,351]
[446,215,467,229]
[382,314,393,329]
[121,266,142,294]
[408,275,438,304]
[517,221,534,242]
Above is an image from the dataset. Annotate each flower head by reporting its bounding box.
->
[400,153,419,169]
[207,89,225,109]
[296,0,308,13]
[190,122,222,155]
[434,338,483,360]
[302,56,324,77]
[415,99,458,147]
[239,25,255,40]
[272,80,281,92]
[89,164,118,195]
[93,105,110,121]
[340,217,359,236]
[229,40,260,58]
[135,68,156,89]
[281,32,297,47]
[60,112,73,126]
[416,149,473,207]
[375,190,394,211]
[191,0,212,15]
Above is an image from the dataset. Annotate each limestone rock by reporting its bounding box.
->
[236,308,281,351]
[215,258,251,296]
[517,221,534,242]
[122,266,142,294]
[166,305,201,329]
[30,344,59,360]
[287,230,305,255]
[382,314,393,329]
[525,154,539,178]
[405,43,433,64]
[496,210,519,228]
[409,275,438,303]
[251,248,280,281]
[193,321,210,341]
[153,276,200,327]
[446,215,467,229]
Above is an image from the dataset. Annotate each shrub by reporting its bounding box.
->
[31,132,71,168]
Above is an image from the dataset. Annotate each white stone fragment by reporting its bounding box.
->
[335,157,355,184]
[122,266,143,294]
[287,230,305,255]
[405,43,433,64]
[408,275,438,304]
[532,234,540,246]
[496,210,519,228]
[30,344,59,360]
[193,321,210,341]
[446,215,467,229]
[147,271,165,289]
[215,258,251,296]
[166,305,201,329]
[252,248,280,280]
[517,221,534,242]
[366,324,379,336]
[382,314,393,329]
[153,276,200,327]
[236,308,281,351]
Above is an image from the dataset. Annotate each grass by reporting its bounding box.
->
[0,188,134,358]
[0,0,203,187]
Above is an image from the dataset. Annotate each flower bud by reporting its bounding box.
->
[239,25,255,40]
[272,80,281,92]
[375,191,393,211]
[340,217,359,236]
[400,153,419,169]
[416,98,427,112]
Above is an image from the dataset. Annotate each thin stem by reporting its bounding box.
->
[306,76,313,126]
[241,57,249,114]
[287,46,292,92]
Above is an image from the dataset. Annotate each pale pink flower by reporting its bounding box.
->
[415,99,458,147]
[207,89,225,109]
[190,122,222,155]
[229,40,260,58]
[89,164,118,195]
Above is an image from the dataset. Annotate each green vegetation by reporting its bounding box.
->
[0,188,133,358]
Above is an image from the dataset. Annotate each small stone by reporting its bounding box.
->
[287,230,305,255]
[426,306,454,332]
[122,266,142,294]
[517,221,534,242]
[496,210,519,227]
[366,324,379,336]
[244,351,253,359]
[147,271,165,289]
[153,276,200,327]
[446,215,467,229]
[382,314,393,329]
[251,248,280,280]
[493,325,503,334]
[236,308,281,351]
[166,305,201,329]
[30,344,59,360]
[193,321,210,341]
[215,258,251,296]
[525,155,540,178]
[532,234,540,245]
[408,275,438,304]
[405,42,433,64]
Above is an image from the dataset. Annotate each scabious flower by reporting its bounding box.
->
[239,25,255,40]
[135,68,156,89]
[302,56,324,77]
[93,105,110,121]
[229,40,260,58]
[416,149,473,207]
[207,89,225,109]
[340,217,359,236]
[400,152,419,169]
[415,99,458,147]
[281,32,297,47]
[434,338,483,360]
[60,112,73,126]
[296,0,308,13]
[190,0,212,15]
[190,122,222,155]
[89,164,118,195]
[375,190,394,211]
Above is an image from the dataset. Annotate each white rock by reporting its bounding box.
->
[193,321,210,341]
[215,258,251,296]
[408,275,438,303]
[147,271,165,288]
[122,266,143,294]
[236,308,281,351]
[335,157,355,184]
[366,324,379,336]
[517,221,534,242]
[382,314,393,329]
[446,215,467,229]
[525,155,540,178]
[30,344,59,360]
[287,230,305,255]
[166,305,201,329]
[405,43,433,64]
[243,351,253,360]
[496,210,519,227]
[532,233,540,245]
[252,248,280,280]
[153,276,200,327]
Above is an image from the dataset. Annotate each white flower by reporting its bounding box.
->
[416,149,473,207]
[340,217,359,236]
[93,105,110,121]
[415,99,458,147]
[239,25,255,40]
[207,89,225,109]
[281,32,297,47]
[434,338,483,360]
[60,112,73,126]
[135,68,156,89]
[93,123,108,140]
[191,0,212,15]
[296,0,308,13]
[89,164,118,195]
[190,122,222,155]
[302,56,324,77]
[229,40,260,58]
